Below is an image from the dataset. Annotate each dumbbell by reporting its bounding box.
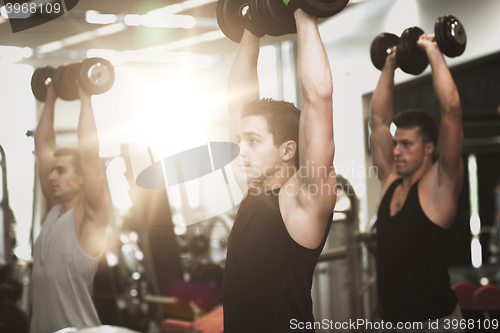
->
[31,57,115,102]
[370,15,467,75]
[216,0,350,43]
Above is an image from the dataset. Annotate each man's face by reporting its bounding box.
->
[393,127,429,177]
[48,155,83,200]
[236,115,282,187]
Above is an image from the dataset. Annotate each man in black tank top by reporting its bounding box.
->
[370,32,464,331]
[223,7,338,333]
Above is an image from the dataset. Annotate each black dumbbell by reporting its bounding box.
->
[216,0,350,43]
[371,15,467,75]
[31,57,115,102]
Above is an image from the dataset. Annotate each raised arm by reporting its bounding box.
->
[419,34,463,189]
[369,48,397,185]
[227,29,260,144]
[295,9,336,216]
[228,29,260,191]
[34,85,58,207]
[76,84,109,257]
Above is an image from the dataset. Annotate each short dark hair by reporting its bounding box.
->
[393,110,438,145]
[242,98,301,167]
[54,147,81,174]
[393,110,439,161]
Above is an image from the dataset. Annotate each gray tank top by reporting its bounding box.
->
[30,205,102,333]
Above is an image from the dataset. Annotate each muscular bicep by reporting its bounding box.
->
[437,110,463,183]
[227,30,260,145]
[299,101,334,171]
[80,153,108,219]
[296,101,336,212]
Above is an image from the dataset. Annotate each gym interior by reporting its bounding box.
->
[1,0,499,332]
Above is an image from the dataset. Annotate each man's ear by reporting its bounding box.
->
[281,140,297,163]
[424,141,435,157]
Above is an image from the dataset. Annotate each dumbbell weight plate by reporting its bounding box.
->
[61,63,81,101]
[434,16,449,53]
[31,66,56,102]
[258,0,286,36]
[394,29,412,75]
[396,28,413,74]
[397,26,429,75]
[79,57,115,96]
[250,0,283,36]
[404,26,429,75]
[370,33,399,71]
[446,16,466,55]
[261,0,296,36]
[435,15,466,58]
[53,65,76,101]
[216,0,247,43]
[244,5,267,38]
[296,0,349,19]
[247,0,270,36]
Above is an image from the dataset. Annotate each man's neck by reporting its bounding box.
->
[60,194,83,215]
[400,160,433,189]
[250,163,296,192]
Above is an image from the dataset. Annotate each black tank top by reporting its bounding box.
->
[223,188,332,332]
[376,178,457,322]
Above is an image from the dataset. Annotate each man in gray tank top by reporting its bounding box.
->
[31,82,109,333]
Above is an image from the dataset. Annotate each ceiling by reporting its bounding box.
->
[0,0,363,66]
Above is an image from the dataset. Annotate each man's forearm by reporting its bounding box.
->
[295,10,332,103]
[428,49,461,114]
[371,63,396,127]
[227,30,260,114]
[34,97,56,153]
[77,97,100,155]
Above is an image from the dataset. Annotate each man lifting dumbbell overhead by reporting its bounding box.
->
[30,82,109,332]
[370,30,465,332]
[221,3,338,333]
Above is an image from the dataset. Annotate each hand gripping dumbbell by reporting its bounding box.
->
[216,0,350,43]
[31,57,115,102]
[370,15,467,75]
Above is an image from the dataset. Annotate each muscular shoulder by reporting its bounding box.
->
[418,165,463,229]
[380,172,401,198]
[278,179,332,249]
